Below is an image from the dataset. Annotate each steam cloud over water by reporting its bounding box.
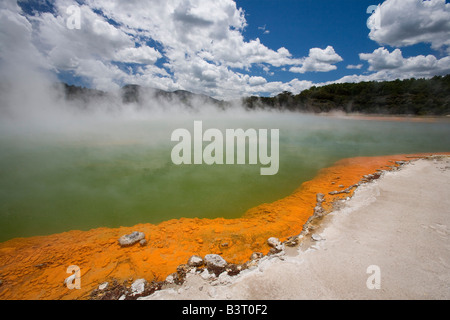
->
[0,0,251,133]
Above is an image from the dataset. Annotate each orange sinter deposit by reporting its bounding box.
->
[0,153,447,300]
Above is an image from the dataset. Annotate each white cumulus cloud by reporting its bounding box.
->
[1,0,345,99]
[289,46,343,74]
[360,47,450,77]
[368,0,450,52]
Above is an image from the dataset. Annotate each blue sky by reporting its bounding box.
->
[2,0,450,99]
[237,0,385,83]
[237,0,442,83]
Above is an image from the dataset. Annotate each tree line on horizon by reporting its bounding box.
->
[61,75,450,115]
[243,75,450,116]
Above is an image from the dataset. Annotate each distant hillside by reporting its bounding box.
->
[63,83,228,109]
[62,76,450,115]
[243,75,450,116]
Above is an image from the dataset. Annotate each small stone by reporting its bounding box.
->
[172,264,190,285]
[267,237,281,248]
[118,231,145,247]
[311,234,323,241]
[250,252,264,260]
[316,193,325,203]
[187,255,204,267]
[267,237,284,253]
[165,273,176,284]
[98,282,109,290]
[314,205,324,217]
[284,236,300,247]
[244,260,259,269]
[176,264,191,279]
[204,254,228,275]
[130,278,146,296]
[139,239,147,246]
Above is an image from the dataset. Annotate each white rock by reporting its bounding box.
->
[204,254,227,274]
[267,237,284,253]
[165,274,175,284]
[98,282,109,290]
[250,252,264,260]
[187,255,204,267]
[267,237,281,248]
[118,231,145,247]
[131,278,146,296]
[316,193,325,203]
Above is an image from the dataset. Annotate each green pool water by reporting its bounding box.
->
[1,111,449,242]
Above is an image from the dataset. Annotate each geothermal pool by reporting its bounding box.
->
[0,111,449,242]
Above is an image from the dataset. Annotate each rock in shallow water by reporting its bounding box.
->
[118,231,145,247]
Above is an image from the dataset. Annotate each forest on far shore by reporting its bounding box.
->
[242,75,450,116]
